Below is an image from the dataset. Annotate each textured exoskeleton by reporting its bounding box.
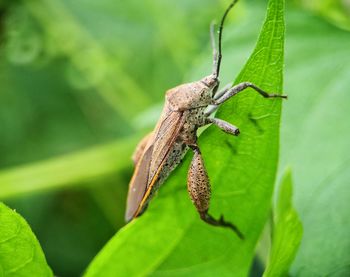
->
[125,0,287,238]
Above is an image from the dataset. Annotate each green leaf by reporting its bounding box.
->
[263,168,303,277]
[279,7,350,276]
[0,202,52,276]
[85,0,285,276]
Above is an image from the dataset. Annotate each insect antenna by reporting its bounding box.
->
[213,0,239,80]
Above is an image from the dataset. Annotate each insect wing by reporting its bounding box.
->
[125,108,184,221]
[125,144,154,222]
[148,110,184,184]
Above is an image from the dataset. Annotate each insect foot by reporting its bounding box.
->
[200,212,244,240]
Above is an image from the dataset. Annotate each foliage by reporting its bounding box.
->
[280,6,350,275]
[85,0,285,275]
[0,202,52,276]
[295,0,350,31]
[263,168,302,277]
[0,0,349,276]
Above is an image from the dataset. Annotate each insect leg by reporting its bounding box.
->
[205,83,232,116]
[214,83,232,100]
[187,145,244,239]
[213,82,287,106]
[205,118,240,136]
[132,132,153,166]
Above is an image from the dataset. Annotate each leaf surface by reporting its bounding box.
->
[280,7,350,276]
[0,202,52,277]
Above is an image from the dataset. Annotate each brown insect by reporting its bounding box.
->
[125,0,287,238]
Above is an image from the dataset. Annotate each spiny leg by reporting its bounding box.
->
[187,144,244,239]
[213,82,287,106]
[205,118,240,136]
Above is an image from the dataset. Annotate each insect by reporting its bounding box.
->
[125,0,287,238]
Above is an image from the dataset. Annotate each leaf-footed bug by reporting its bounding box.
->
[125,0,287,239]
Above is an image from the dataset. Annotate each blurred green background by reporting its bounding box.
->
[0,0,349,276]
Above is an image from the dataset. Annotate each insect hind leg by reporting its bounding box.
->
[200,211,244,239]
[187,144,244,239]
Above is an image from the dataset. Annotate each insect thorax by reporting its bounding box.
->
[166,77,215,111]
